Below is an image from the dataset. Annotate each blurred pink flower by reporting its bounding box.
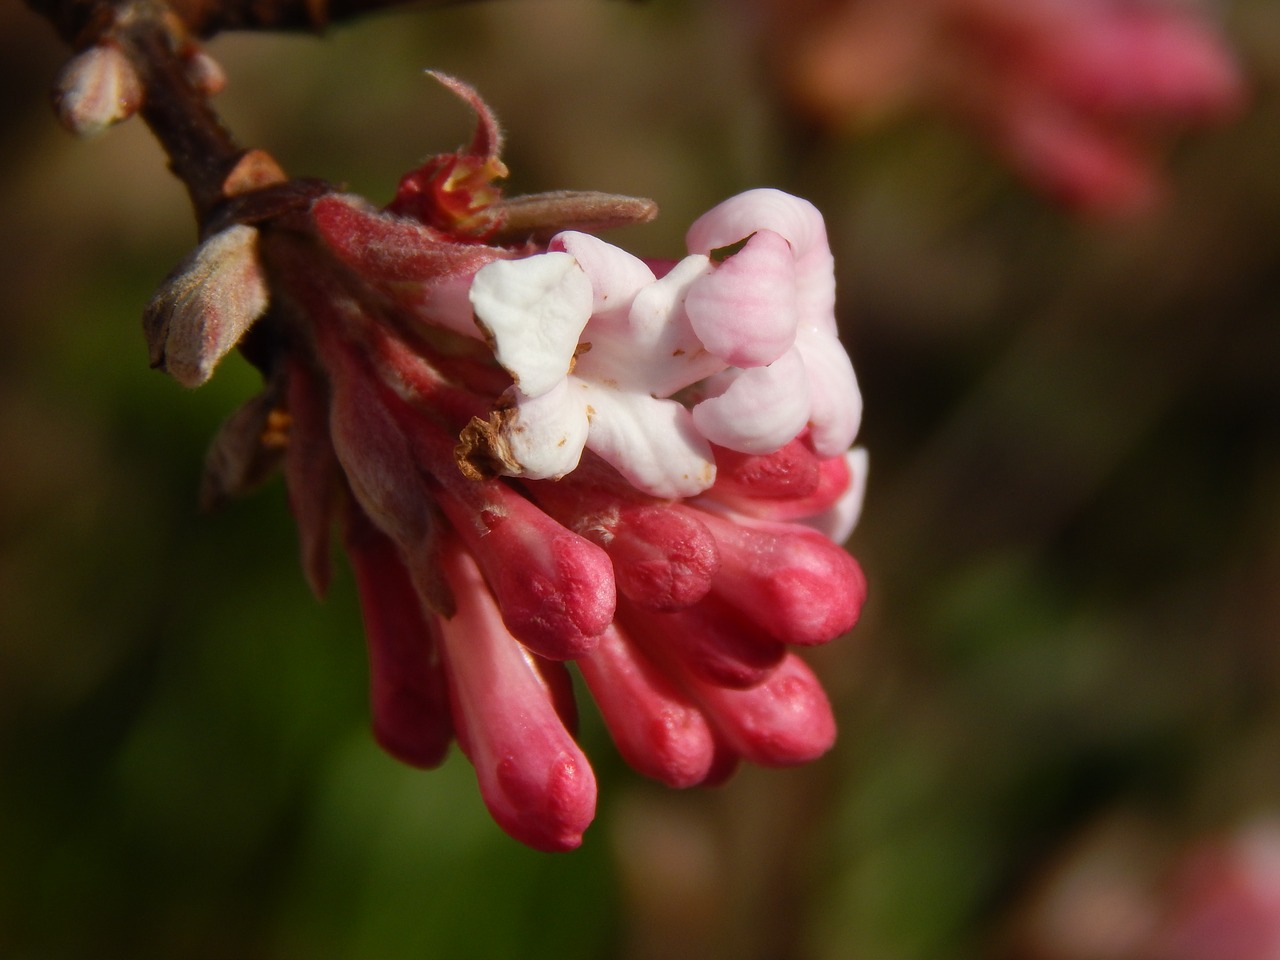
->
[752,0,1244,215]
[1148,821,1280,960]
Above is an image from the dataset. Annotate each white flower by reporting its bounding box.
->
[467,189,863,497]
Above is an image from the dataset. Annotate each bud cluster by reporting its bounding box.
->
[145,76,867,851]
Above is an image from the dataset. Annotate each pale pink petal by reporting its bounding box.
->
[685,229,799,367]
[795,327,862,456]
[686,188,837,334]
[469,253,593,398]
[691,349,811,454]
[579,384,717,498]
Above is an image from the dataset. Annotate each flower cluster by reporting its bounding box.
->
[145,77,866,851]
[751,0,1243,216]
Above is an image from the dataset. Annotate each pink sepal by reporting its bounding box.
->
[312,194,504,283]
[283,356,339,599]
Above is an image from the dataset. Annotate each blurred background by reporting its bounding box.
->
[3,0,1280,957]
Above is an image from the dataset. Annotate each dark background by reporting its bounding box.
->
[3,1,1279,956]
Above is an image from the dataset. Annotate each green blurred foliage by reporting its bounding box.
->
[3,1,1280,958]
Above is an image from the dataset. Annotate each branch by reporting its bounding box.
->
[26,0,466,41]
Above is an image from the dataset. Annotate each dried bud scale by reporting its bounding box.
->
[143,224,270,388]
[52,41,144,137]
[140,74,869,850]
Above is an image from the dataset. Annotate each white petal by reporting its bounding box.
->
[795,327,861,456]
[470,253,593,398]
[579,384,716,498]
[549,232,655,327]
[691,348,811,454]
[502,379,591,480]
[575,253,722,397]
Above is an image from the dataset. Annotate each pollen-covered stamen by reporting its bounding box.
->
[577,624,716,788]
[681,653,838,767]
[436,543,596,853]
[345,508,453,770]
[620,595,785,690]
[688,506,867,646]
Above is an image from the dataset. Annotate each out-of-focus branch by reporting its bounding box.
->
[26,0,464,42]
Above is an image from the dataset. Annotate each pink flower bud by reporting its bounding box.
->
[346,512,453,769]
[527,473,721,611]
[684,653,837,767]
[52,42,142,138]
[577,625,716,788]
[694,508,867,645]
[143,224,270,388]
[436,544,596,852]
[433,477,615,660]
[710,439,822,502]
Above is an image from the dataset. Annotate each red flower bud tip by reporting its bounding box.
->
[686,653,837,767]
[603,505,721,611]
[694,508,867,645]
[437,544,596,852]
[52,42,142,138]
[577,625,716,788]
[523,466,721,611]
[346,512,452,769]
[435,480,615,660]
